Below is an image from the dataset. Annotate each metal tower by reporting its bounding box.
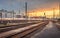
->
[25,2,28,20]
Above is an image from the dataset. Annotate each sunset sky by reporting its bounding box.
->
[0,0,60,18]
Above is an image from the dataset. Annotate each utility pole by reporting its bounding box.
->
[59,2,60,18]
[5,12,7,18]
[11,2,15,20]
[19,10,20,18]
[5,10,7,18]
[19,10,20,15]
[53,8,55,19]
[0,13,2,23]
[12,10,14,20]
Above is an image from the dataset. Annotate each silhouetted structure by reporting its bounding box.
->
[25,2,28,19]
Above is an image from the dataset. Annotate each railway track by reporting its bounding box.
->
[0,21,42,33]
[52,20,60,34]
[54,23,60,30]
[0,21,48,38]
[52,21,60,30]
